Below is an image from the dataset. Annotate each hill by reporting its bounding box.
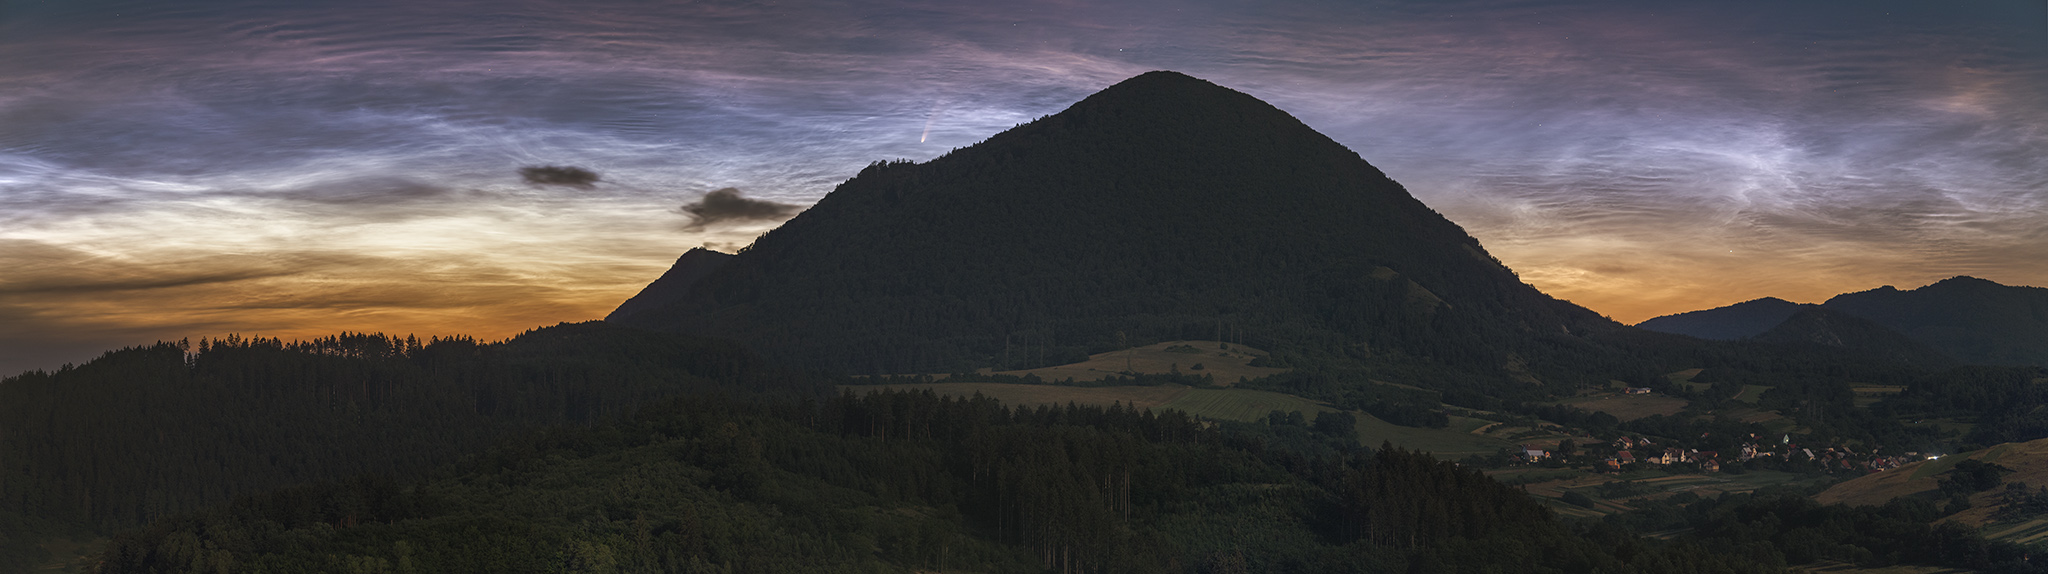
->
[1753,307,1956,367]
[1637,277,2048,367]
[1823,277,2048,367]
[606,247,732,323]
[612,71,1627,383]
[1637,297,1808,340]
[1816,438,2048,543]
[0,321,820,570]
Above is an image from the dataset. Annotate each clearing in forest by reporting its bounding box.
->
[844,382,1510,456]
[975,340,1289,385]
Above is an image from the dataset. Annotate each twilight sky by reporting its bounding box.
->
[3,0,2046,376]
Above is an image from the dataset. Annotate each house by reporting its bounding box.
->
[1521,445,1550,460]
[1701,459,1721,473]
[1616,450,1637,464]
[1624,387,1652,395]
[1660,448,1690,465]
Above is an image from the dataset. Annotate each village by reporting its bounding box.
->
[1517,432,1929,475]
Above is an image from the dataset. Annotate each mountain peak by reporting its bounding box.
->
[615,71,1614,374]
[1927,275,2001,290]
[1111,70,1216,89]
[1078,71,1239,105]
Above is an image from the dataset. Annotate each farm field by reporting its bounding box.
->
[1851,385,1906,408]
[1816,437,2048,541]
[1665,368,1704,384]
[1512,469,1824,517]
[844,382,1511,456]
[1554,394,1689,421]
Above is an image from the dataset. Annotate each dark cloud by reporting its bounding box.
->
[520,166,601,188]
[680,188,802,229]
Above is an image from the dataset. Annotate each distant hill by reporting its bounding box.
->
[1752,307,1956,367]
[613,71,1625,380]
[1636,297,1807,340]
[1639,277,2048,367]
[606,247,732,323]
[1823,276,2048,367]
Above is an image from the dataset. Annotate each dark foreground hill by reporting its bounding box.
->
[1637,276,2048,367]
[613,71,1624,380]
[0,322,821,570]
[99,390,1791,574]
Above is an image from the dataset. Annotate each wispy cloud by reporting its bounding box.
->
[0,0,2043,373]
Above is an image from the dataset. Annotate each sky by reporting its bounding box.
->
[2,0,2045,376]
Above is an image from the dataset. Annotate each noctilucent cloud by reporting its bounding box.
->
[3,0,2045,375]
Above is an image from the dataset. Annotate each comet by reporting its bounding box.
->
[919,100,943,143]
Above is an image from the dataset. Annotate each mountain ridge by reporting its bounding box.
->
[1636,276,2048,367]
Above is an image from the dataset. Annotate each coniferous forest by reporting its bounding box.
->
[87,389,1791,574]
[4,330,2045,573]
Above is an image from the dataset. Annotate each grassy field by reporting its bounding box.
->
[1718,405,1789,428]
[1982,518,2048,545]
[853,382,1195,410]
[1555,394,1690,421]
[1851,385,1906,408]
[1154,387,1332,420]
[1816,437,2048,541]
[844,382,1511,456]
[1665,368,1704,384]
[970,340,1289,384]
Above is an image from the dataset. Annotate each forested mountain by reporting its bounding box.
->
[1751,307,1955,367]
[99,390,1787,574]
[1637,276,2048,367]
[1823,276,2048,367]
[612,71,1630,380]
[1636,297,1807,341]
[608,248,733,323]
[0,321,821,566]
